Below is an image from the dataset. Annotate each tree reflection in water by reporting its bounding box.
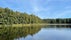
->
[0,26,42,40]
[0,25,71,40]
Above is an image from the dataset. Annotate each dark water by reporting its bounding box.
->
[0,25,71,40]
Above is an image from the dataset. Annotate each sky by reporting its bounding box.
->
[0,0,71,19]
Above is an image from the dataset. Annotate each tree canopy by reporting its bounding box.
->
[0,7,42,25]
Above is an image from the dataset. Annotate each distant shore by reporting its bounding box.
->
[0,24,71,27]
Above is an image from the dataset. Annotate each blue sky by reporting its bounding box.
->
[0,0,71,19]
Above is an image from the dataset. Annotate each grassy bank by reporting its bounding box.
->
[0,24,47,27]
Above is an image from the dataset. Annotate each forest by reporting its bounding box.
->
[43,18,71,24]
[0,7,71,25]
[0,7,42,25]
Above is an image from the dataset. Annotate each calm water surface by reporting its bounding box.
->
[0,25,71,40]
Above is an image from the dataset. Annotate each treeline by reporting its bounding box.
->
[0,7,71,25]
[0,7,42,25]
[43,18,71,24]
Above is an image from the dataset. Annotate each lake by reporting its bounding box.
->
[0,25,71,40]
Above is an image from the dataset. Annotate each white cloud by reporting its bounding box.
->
[33,6,39,13]
[30,0,38,12]
[30,0,71,18]
[30,0,49,12]
[54,10,71,18]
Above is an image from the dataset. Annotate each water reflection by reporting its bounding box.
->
[0,25,71,40]
[0,26,41,40]
[44,25,71,28]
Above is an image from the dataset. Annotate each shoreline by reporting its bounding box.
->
[0,24,46,27]
[0,24,71,27]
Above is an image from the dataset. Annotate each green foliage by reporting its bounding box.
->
[43,18,71,24]
[0,7,42,25]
